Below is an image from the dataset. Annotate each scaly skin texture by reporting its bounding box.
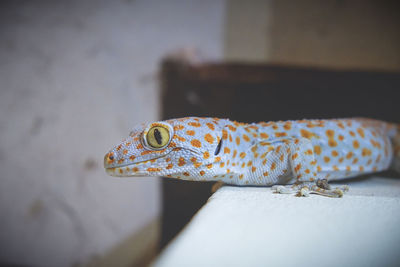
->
[104,117,400,197]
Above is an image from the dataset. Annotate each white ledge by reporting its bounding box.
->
[154,176,400,267]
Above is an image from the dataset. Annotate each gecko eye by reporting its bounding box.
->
[146,126,170,149]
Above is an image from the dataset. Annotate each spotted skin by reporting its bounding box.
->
[104,117,400,196]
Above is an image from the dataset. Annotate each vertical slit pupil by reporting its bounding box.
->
[154,128,162,145]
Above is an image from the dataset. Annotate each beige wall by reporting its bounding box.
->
[225,0,400,71]
[0,1,225,266]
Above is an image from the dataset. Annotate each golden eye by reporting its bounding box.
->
[146,126,170,148]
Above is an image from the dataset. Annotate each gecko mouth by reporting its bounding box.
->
[105,147,202,176]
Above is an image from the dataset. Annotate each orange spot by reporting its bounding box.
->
[118,159,124,164]
[174,124,184,131]
[188,122,201,127]
[362,148,372,157]
[357,128,365,138]
[206,123,215,130]
[305,149,313,155]
[294,163,301,172]
[239,174,244,179]
[178,157,186,167]
[279,154,284,162]
[260,133,269,139]
[339,157,344,163]
[220,162,225,168]
[346,166,351,171]
[247,161,252,166]
[324,156,330,163]
[353,140,360,149]
[346,151,353,159]
[232,150,237,158]
[119,169,123,174]
[338,135,344,141]
[199,170,205,176]
[331,150,338,157]
[169,142,177,148]
[183,172,190,176]
[229,134,233,142]
[367,159,372,165]
[328,139,338,147]
[283,123,291,130]
[206,164,213,169]
[222,129,228,140]
[239,152,246,159]
[301,129,314,139]
[204,133,214,144]
[129,155,136,161]
[349,131,355,137]
[359,166,364,171]
[337,122,345,129]
[291,153,298,160]
[175,135,186,142]
[376,154,381,163]
[215,157,221,162]
[329,165,339,172]
[147,167,161,172]
[263,171,269,176]
[314,145,321,155]
[271,162,276,170]
[141,150,154,156]
[275,132,287,137]
[133,167,139,172]
[317,166,322,172]
[116,145,122,151]
[352,158,359,164]
[305,169,310,174]
[236,136,241,145]
[326,129,335,138]
[262,159,267,165]
[251,166,256,172]
[191,139,202,148]
[224,147,231,154]
[186,130,195,136]
[203,151,210,159]
[243,134,250,142]
[227,125,237,132]
[136,143,143,149]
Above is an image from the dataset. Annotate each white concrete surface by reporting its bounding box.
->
[0,1,225,266]
[155,176,400,267]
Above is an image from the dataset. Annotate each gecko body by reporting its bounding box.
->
[104,117,400,197]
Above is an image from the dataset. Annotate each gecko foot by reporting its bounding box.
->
[272,179,349,198]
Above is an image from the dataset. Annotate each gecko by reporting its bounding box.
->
[104,117,400,197]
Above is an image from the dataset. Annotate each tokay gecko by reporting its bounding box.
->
[104,117,400,197]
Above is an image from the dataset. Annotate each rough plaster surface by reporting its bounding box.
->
[0,1,224,266]
[155,176,400,267]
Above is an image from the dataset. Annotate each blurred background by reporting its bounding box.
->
[0,1,399,266]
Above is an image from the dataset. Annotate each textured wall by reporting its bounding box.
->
[225,0,400,71]
[0,1,224,266]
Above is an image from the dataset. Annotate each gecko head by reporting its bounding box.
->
[104,117,229,179]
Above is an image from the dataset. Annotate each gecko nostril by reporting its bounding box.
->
[109,155,114,160]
